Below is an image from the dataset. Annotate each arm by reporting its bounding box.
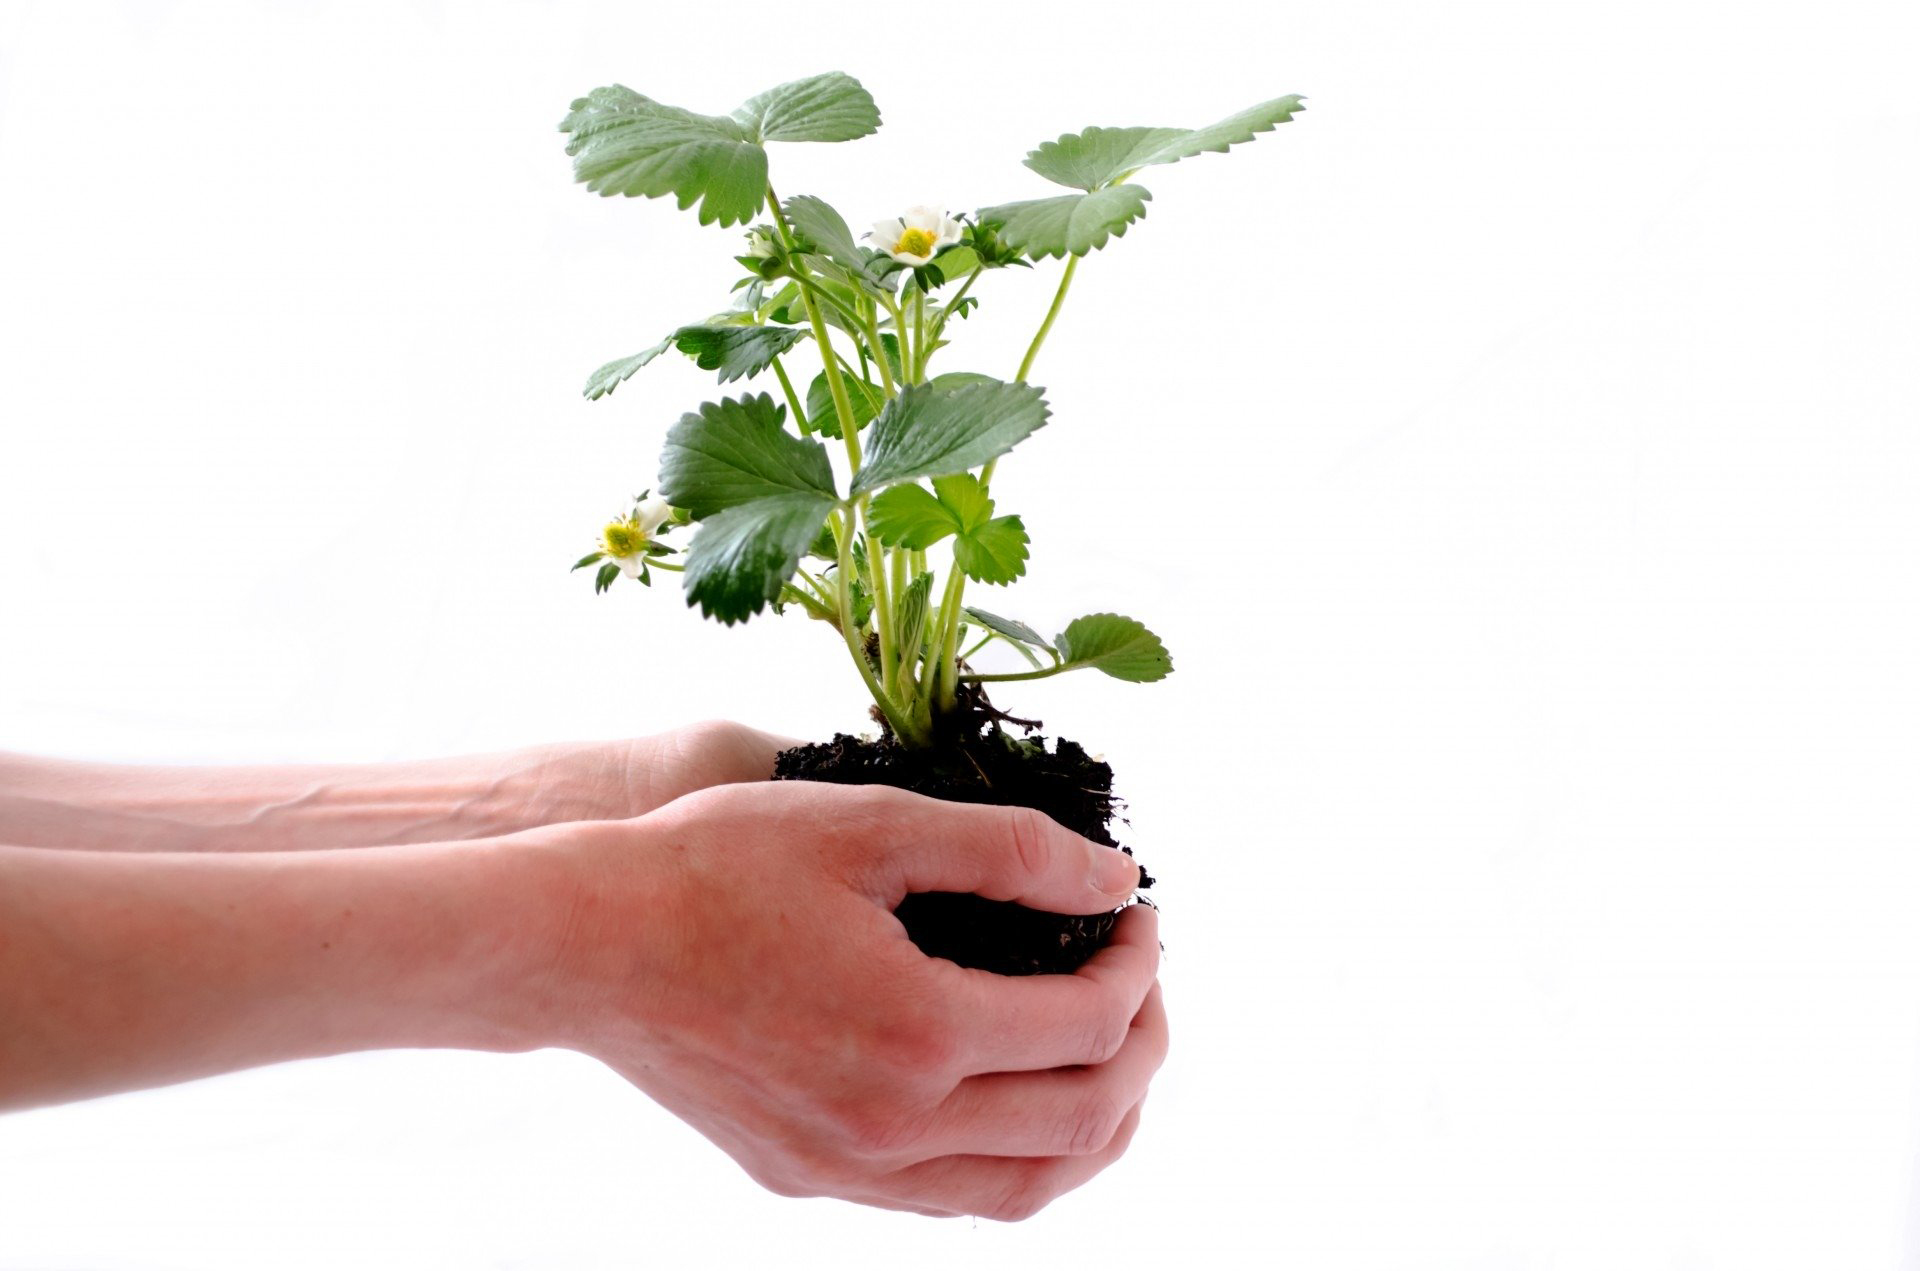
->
[0,781,1166,1220]
[0,720,785,853]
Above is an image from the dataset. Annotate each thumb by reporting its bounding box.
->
[852,792,1142,915]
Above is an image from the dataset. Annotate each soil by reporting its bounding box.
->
[772,693,1152,976]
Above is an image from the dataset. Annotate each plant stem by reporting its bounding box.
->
[979,255,1082,488]
[959,662,1070,684]
[925,266,983,349]
[832,508,917,740]
[861,305,897,399]
[770,356,809,434]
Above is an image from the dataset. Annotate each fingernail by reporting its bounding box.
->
[1092,847,1140,896]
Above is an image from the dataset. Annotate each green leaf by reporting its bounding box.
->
[560,75,882,227]
[806,370,883,439]
[658,393,837,517]
[929,473,993,532]
[671,324,807,383]
[682,492,837,625]
[952,514,1029,585]
[559,86,766,227]
[572,551,606,571]
[1023,95,1306,191]
[584,339,672,400]
[977,185,1152,259]
[963,606,1051,652]
[867,483,957,548]
[1055,613,1173,682]
[851,379,1050,495]
[894,571,934,662]
[594,561,621,594]
[733,72,881,144]
[782,194,895,292]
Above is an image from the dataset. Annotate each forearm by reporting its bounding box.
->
[0,743,638,853]
[0,835,577,1111]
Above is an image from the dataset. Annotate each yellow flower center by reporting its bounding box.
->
[602,521,647,557]
[894,227,936,258]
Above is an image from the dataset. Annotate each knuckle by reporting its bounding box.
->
[1004,806,1056,879]
[1064,1088,1125,1156]
[876,1000,963,1077]
[986,1166,1055,1223]
[1078,1006,1130,1065]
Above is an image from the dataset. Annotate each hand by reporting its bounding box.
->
[547,779,1167,1220]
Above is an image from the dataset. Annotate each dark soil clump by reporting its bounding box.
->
[773,703,1150,976]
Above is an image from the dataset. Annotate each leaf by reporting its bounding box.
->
[851,379,1050,495]
[894,572,934,662]
[560,75,882,227]
[929,473,993,531]
[658,393,837,517]
[807,370,883,439]
[867,483,956,548]
[558,86,766,227]
[572,552,606,571]
[671,324,807,383]
[682,492,837,624]
[952,514,1029,585]
[963,606,1051,651]
[782,194,894,292]
[584,339,672,400]
[1055,613,1173,682]
[976,185,1152,259]
[732,72,881,144]
[594,561,621,594]
[1023,95,1306,191]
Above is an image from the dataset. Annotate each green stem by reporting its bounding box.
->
[770,356,809,435]
[911,287,928,381]
[960,630,993,661]
[925,267,983,349]
[862,306,898,399]
[832,509,917,740]
[926,562,970,713]
[979,254,1081,488]
[959,661,1071,685]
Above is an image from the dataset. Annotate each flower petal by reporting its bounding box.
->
[870,218,904,244]
[902,205,944,232]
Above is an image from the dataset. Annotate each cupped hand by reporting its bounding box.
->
[546,779,1167,1220]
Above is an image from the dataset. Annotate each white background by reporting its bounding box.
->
[3,0,1918,1265]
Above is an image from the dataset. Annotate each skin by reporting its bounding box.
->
[0,723,1167,1221]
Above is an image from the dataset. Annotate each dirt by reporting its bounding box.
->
[772,697,1151,976]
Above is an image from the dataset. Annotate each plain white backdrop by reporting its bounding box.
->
[3,0,1918,1265]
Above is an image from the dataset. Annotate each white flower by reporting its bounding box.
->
[601,496,675,579]
[743,226,777,259]
[870,205,963,266]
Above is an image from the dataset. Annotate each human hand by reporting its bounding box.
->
[543,780,1166,1220]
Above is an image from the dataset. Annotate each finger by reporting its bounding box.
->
[846,788,1143,915]
[901,982,1167,1161]
[942,903,1160,1074]
[869,1097,1147,1221]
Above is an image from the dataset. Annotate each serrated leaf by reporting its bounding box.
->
[867,483,956,548]
[584,339,672,400]
[782,194,896,293]
[851,379,1050,495]
[929,474,993,533]
[1023,95,1306,191]
[807,370,883,439]
[1055,613,1173,682]
[682,492,836,624]
[733,72,881,144]
[559,86,766,227]
[952,514,1029,585]
[671,324,807,383]
[977,185,1152,259]
[963,606,1051,651]
[658,393,837,516]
